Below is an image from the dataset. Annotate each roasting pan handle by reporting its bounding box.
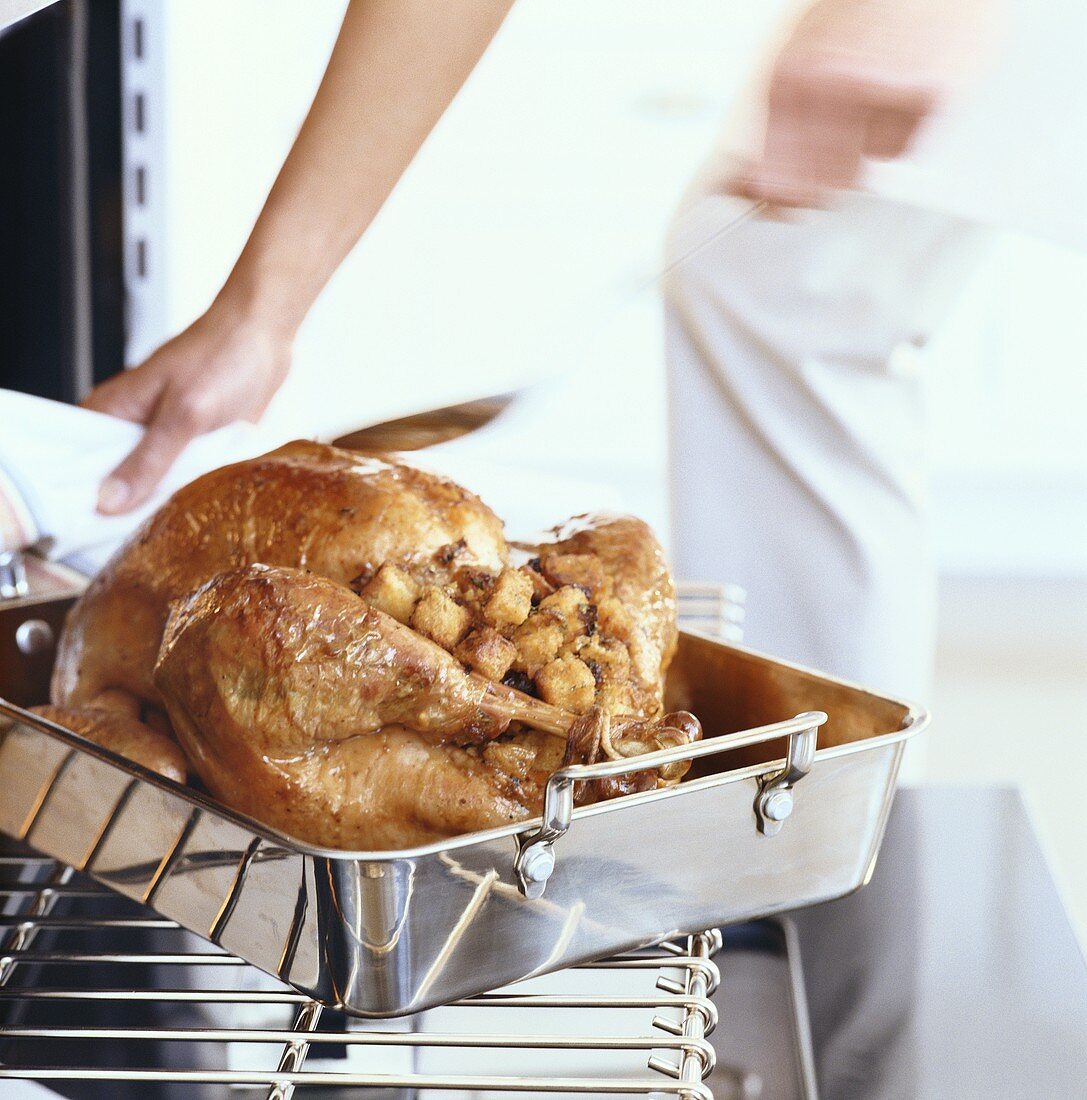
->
[514,710,826,898]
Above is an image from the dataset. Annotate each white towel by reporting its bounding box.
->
[0,389,289,575]
[0,385,632,578]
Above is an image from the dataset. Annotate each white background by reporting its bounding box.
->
[141,0,1087,576]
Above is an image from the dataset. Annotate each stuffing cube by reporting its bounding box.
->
[518,560,556,602]
[538,585,593,642]
[536,656,597,713]
[575,635,635,713]
[575,635,631,686]
[596,596,635,643]
[411,586,472,650]
[483,567,534,630]
[584,634,631,669]
[511,614,565,677]
[540,552,606,597]
[456,627,518,681]
[360,563,420,624]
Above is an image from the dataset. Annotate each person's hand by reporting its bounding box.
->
[729,0,999,207]
[83,307,292,514]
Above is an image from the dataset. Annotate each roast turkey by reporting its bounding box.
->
[46,441,698,848]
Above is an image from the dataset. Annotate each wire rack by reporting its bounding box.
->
[675,583,745,644]
[0,851,751,1098]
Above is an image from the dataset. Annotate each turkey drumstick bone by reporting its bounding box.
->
[482,680,701,770]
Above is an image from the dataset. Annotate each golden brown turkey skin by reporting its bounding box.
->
[155,564,517,754]
[154,565,563,847]
[179,724,556,850]
[52,442,507,708]
[28,705,188,784]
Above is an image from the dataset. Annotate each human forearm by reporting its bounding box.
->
[87,0,513,512]
[215,0,514,335]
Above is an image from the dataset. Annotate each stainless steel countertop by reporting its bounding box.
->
[763,786,1087,1099]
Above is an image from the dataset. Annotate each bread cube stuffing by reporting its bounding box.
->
[483,567,534,630]
[536,656,596,713]
[575,635,631,682]
[518,560,556,602]
[360,563,420,624]
[540,552,606,597]
[573,635,635,712]
[538,585,593,642]
[596,596,635,642]
[511,615,565,677]
[456,627,518,681]
[411,586,472,649]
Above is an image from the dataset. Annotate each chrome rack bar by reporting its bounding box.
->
[0,851,724,1097]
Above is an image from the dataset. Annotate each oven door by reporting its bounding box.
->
[0,0,125,404]
[0,0,118,671]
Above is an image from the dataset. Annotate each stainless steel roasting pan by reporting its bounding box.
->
[0,629,927,1017]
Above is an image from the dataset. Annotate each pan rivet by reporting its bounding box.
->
[520,842,555,884]
[763,789,794,822]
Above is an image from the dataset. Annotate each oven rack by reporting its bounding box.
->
[0,851,758,1098]
[676,582,745,644]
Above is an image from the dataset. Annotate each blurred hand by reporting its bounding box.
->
[729,0,998,207]
[83,308,292,514]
